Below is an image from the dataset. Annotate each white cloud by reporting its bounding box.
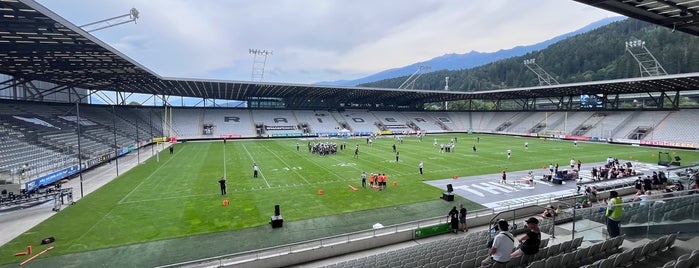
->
[37,0,617,84]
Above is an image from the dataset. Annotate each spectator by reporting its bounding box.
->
[633,190,652,206]
[448,206,459,234]
[459,204,468,232]
[540,205,557,218]
[482,219,515,267]
[511,217,541,258]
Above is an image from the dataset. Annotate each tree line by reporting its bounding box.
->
[359,19,699,92]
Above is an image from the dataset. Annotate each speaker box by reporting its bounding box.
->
[442,192,454,201]
[270,215,283,228]
[446,184,453,193]
[274,205,280,216]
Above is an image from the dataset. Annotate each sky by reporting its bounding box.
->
[37,0,618,85]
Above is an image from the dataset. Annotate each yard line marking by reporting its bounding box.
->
[242,143,271,188]
[259,143,311,184]
[117,146,180,204]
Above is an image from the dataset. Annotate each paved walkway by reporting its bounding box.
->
[0,144,165,247]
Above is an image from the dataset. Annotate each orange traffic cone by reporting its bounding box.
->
[318,189,324,195]
[222,200,229,206]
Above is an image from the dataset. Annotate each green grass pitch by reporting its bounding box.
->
[1,133,698,264]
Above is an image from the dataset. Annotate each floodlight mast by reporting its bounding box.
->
[249,49,273,82]
[624,39,668,77]
[79,8,139,33]
[523,59,559,86]
[398,65,431,89]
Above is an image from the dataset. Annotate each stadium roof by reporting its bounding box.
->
[575,0,699,37]
[1,0,699,108]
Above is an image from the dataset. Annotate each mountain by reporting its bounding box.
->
[315,16,626,87]
[360,18,699,92]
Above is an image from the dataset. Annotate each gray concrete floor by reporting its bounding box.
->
[0,144,164,247]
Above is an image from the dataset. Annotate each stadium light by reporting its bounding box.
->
[249,49,273,82]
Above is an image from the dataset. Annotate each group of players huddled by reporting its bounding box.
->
[308,142,338,156]
[360,171,389,191]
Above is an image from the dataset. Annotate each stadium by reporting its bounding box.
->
[1,0,699,267]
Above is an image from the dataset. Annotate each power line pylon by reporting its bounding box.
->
[398,65,431,89]
[523,59,559,86]
[79,8,139,33]
[625,40,668,77]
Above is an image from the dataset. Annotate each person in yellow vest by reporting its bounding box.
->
[604,190,623,238]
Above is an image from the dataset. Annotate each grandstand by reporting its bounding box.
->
[2,0,699,267]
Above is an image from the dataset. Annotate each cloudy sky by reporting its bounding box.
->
[37,0,618,84]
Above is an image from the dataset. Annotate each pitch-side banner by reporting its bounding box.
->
[640,140,697,149]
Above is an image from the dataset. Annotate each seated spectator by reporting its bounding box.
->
[511,217,541,258]
[541,205,557,218]
[633,190,652,206]
[667,181,684,192]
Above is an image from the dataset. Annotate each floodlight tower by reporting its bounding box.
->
[625,40,668,77]
[249,49,273,82]
[79,8,139,32]
[398,65,431,89]
[523,59,559,86]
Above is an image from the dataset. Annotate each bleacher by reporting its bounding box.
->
[401,112,443,132]
[338,110,380,134]
[293,110,341,133]
[611,111,670,140]
[202,109,256,137]
[648,110,699,143]
[251,109,302,137]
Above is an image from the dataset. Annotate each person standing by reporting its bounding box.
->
[524,142,528,150]
[510,217,541,258]
[448,206,459,234]
[459,204,468,232]
[482,219,515,267]
[296,142,300,152]
[253,163,259,178]
[361,172,367,188]
[501,170,507,184]
[392,144,396,152]
[507,149,511,159]
[354,145,359,159]
[218,177,227,195]
[419,161,423,175]
[395,151,399,162]
[472,145,477,153]
[169,145,174,155]
[604,190,623,238]
[574,140,578,148]
[548,163,554,176]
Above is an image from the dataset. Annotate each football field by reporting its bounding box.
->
[2,133,698,265]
